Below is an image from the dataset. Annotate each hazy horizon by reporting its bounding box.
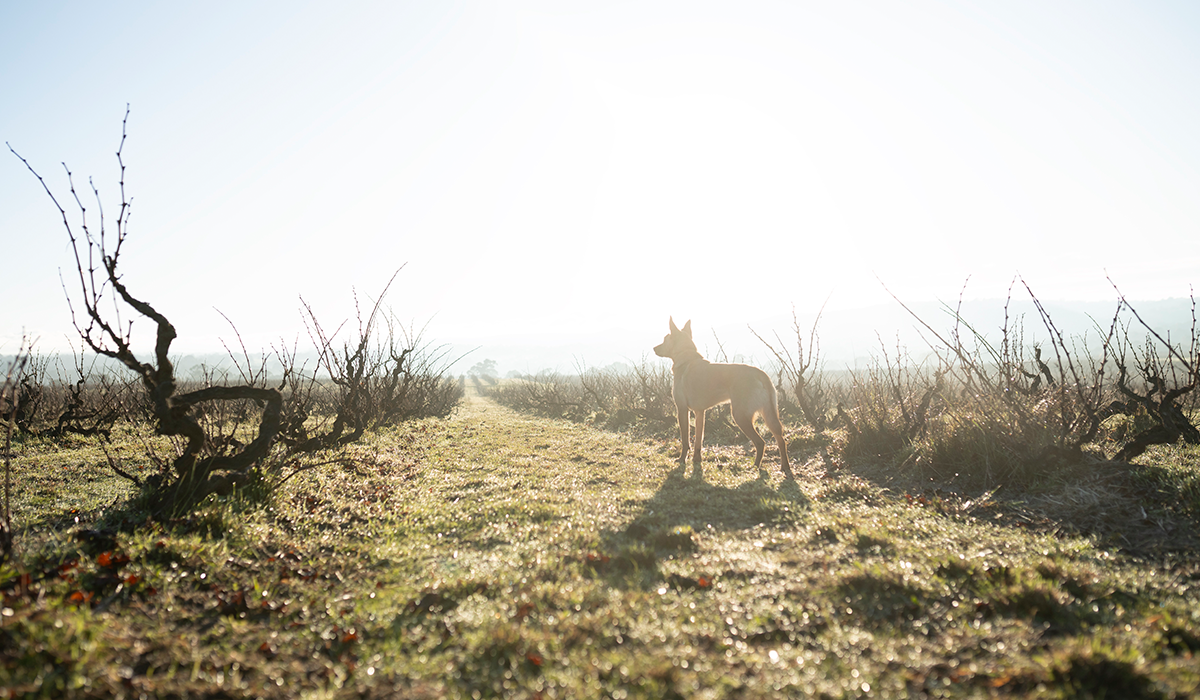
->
[7,296,1194,382]
[4,3,1198,360]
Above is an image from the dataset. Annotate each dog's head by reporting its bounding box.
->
[653,317,696,359]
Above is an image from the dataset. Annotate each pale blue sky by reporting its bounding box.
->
[3,2,1199,363]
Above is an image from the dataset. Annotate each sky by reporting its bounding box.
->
[3,1,1199,372]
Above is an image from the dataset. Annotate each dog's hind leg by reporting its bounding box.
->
[763,409,791,475]
[732,405,767,468]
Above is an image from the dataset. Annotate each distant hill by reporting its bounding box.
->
[440,297,1198,376]
[6,298,1194,380]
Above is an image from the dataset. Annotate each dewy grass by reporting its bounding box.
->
[2,394,1199,697]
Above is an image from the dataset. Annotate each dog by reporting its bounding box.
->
[653,318,790,473]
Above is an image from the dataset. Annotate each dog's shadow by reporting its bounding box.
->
[651,458,806,528]
[590,458,809,590]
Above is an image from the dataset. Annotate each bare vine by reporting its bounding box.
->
[9,107,282,516]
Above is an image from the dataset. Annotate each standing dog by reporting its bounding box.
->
[653,318,790,473]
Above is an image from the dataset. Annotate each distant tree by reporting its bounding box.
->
[468,359,498,378]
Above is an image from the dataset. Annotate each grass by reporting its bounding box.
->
[2,394,1199,698]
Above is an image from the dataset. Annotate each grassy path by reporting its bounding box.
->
[3,395,1199,698]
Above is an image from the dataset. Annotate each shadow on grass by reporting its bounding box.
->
[587,460,809,591]
[631,460,807,532]
[843,452,1200,559]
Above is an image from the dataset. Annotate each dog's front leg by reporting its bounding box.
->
[692,407,706,468]
[676,406,690,466]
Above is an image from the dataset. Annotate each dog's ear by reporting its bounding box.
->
[669,317,679,334]
[682,319,692,337]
